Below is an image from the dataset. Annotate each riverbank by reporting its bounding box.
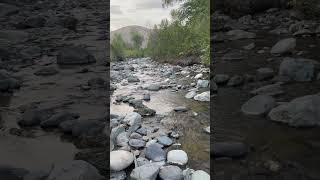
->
[212,8,320,180]
[0,0,108,179]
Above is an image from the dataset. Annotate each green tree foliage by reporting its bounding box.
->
[131,31,144,49]
[110,32,146,61]
[146,0,210,65]
[110,34,126,61]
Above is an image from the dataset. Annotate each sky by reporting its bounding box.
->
[110,0,181,31]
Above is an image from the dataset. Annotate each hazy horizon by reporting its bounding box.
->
[110,0,181,31]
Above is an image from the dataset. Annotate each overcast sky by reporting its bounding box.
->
[110,0,181,31]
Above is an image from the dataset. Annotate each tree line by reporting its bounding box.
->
[110,0,210,66]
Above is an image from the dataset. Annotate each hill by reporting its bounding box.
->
[110,25,151,48]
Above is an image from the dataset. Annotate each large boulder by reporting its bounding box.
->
[270,38,296,54]
[57,46,96,65]
[241,95,276,115]
[46,160,103,180]
[110,150,134,171]
[122,112,141,134]
[130,162,164,180]
[278,57,315,82]
[268,93,320,127]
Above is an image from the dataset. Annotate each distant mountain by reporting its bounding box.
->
[110,25,151,48]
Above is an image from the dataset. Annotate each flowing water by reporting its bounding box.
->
[111,58,210,173]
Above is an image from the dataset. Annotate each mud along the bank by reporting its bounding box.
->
[0,0,109,179]
[212,8,320,180]
[110,58,211,179]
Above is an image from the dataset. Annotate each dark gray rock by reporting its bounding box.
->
[279,57,315,82]
[40,111,79,128]
[129,139,145,149]
[212,142,249,158]
[145,143,166,162]
[157,136,173,146]
[159,166,183,180]
[241,95,276,115]
[34,67,59,76]
[71,120,105,137]
[269,93,320,127]
[57,46,96,65]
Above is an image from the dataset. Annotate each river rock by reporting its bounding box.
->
[110,150,134,171]
[136,127,148,136]
[127,75,140,83]
[241,95,276,115]
[18,108,50,126]
[159,166,183,180]
[136,157,150,167]
[130,162,163,180]
[174,106,188,112]
[46,160,103,180]
[185,91,197,99]
[143,94,151,101]
[250,83,284,96]
[167,150,188,165]
[116,132,129,147]
[146,84,161,91]
[34,67,59,76]
[123,112,141,133]
[196,80,209,88]
[191,170,210,180]
[214,74,229,84]
[128,99,144,108]
[145,143,166,162]
[194,73,203,79]
[111,171,126,180]
[278,57,315,82]
[226,29,256,40]
[134,107,156,117]
[157,136,173,146]
[111,125,126,143]
[270,38,296,54]
[268,93,320,127]
[256,67,274,81]
[57,46,96,65]
[227,75,243,86]
[212,142,248,158]
[130,132,143,139]
[194,91,210,102]
[40,111,79,128]
[71,120,105,137]
[129,139,146,149]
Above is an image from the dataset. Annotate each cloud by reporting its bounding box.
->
[135,1,163,10]
[111,5,123,14]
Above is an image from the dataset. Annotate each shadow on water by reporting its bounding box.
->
[0,94,78,171]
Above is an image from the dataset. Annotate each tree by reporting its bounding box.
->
[110,34,126,61]
[131,31,144,49]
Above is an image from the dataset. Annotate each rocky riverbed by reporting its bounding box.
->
[0,0,108,179]
[110,58,211,179]
[212,8,320,180]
